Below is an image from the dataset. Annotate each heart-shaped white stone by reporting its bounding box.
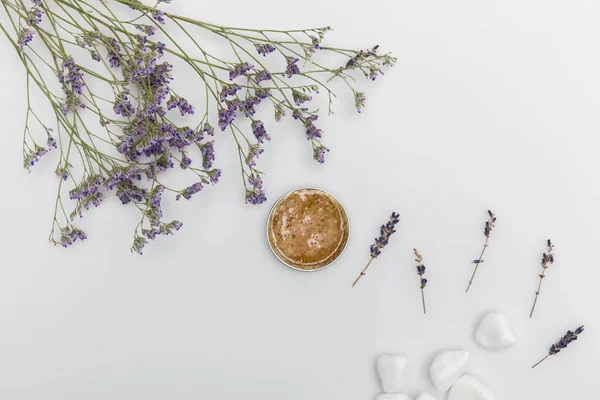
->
[416,392,438,400]
[447,375,495,400]
[429,350,469,392]
[475,312,517,350]
[377,354,408,393]
[376,394,412,400]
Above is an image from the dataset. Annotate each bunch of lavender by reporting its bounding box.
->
[0,0,395,253]
[529,239,555,318]
[466,210,497,293]
[532,325,585,368]
[413,248,427,314]
[352,212,400,288]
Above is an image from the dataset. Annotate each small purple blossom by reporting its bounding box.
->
[245,175,267,205]
[180,151,192,169]
[201,140,215,169]
[113,90,135,117]
[176,182,204,200]
[218,107,235,131]
[251,120,270,143]
[292,90,312,106]
[26,7,44,26]
[219,84,241,102]
[254,42,276,56]
[18,28,35,48]
[208,168,221,184]
[313,145,328,164]
[59,226,87,248]
[167,95,195,115]
[245,144,263,167]
[136,24,157,36]
[229,62,254,80]
[355,92,366,113]
[255,70,272,84]
[202,122,215,136]
[285,57,300,77]
[152,10,167,24]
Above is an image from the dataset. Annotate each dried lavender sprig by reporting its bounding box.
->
[532,325,584,368]
[414,248,427,314]
[352,212,400,288]
[529,239,555,318]
[466,210,497,293]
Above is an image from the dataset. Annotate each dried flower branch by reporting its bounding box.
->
[529,239,555,318]
[532,325,585,368]
[414,248,427,314]
[352,212,400,288]
[466,210,497,293]
[0,0,395,253]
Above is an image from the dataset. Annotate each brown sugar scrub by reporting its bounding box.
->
[267,189,350,271]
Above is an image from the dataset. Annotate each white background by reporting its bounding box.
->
[1,0,599,399]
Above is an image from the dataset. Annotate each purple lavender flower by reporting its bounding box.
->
[18,28,35,48]
[255,70,272,84]
[167,95,194,115]
[106,37,122,68]
[47,135,57,149]
[202,122,215,136]
[532,326,585,368]
[304,119,322,140]
[414,248,428,313]
[152,10,167,24]
[113,90,135,117]
[176,182,204,200]
[251,120,270,143]
[208,168,221,184]
[23,144,48,171]
[292,90,312,106]
[136,24,157,36]
[310,36,322,50]
[245,175,267,205]
[285,57,300,77]
[245,144,263,167]
[352,212,400,288]
[219,84,241,102]
[59,226,87,248]
[26,7,44,26]
[201,140,215,169]
[254,43,276,56]
[59,56,85,97]
[355,92,366,113]
[180,151,192,169]
[313,145,328,164]
[31,0,42,5]
[218,107,235,131]
[229,62,254,80]
[368,67,380,81]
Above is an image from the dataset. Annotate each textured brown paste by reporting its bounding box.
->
[268,189,349,270]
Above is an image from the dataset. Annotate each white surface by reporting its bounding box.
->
[447,375,495,400]
[377,354,408,393]
[377,394,412,400]
[416,393,438,400]
[475,312,517,350]
[429,350,470,392]
[1,0,599,399]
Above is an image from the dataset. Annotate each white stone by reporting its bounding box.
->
[447,375,495,400]
[475,312,517,350]
[376,354,408,393]
[376,394,412,400]
[429,350,469,392]
[416,393,438,400]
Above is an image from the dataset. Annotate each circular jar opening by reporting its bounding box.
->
[267,188,350,271]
